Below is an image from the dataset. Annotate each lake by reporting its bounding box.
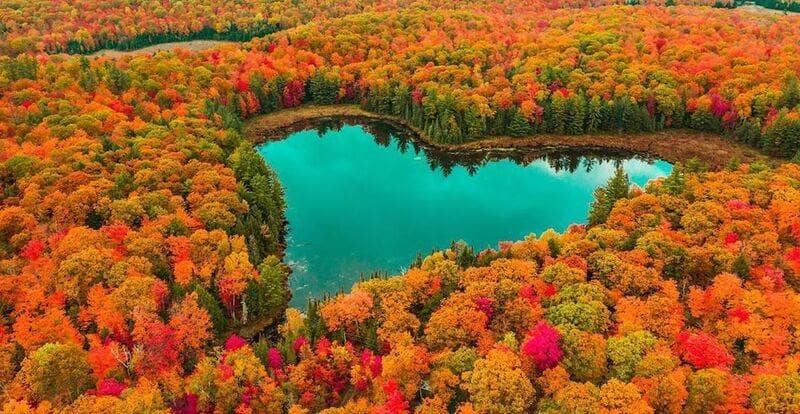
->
[256,120,673,306]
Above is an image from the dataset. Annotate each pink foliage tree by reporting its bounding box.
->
[521,321,563,371]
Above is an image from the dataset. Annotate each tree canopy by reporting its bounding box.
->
[1,0,800,412]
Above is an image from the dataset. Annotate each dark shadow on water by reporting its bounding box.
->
[278,117,663,177]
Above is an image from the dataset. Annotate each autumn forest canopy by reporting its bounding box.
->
[2,0,800,413]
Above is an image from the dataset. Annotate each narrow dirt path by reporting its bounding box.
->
[88,40,237,58]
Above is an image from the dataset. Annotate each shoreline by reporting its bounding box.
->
[244,104,777,170]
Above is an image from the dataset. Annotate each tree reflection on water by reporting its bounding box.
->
[285,117,661,177]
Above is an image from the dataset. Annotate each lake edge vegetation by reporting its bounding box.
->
[245,104,776,169]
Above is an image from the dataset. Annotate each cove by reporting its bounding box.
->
[256,121,673,306]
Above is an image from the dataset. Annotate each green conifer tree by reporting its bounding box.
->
[308,70,340,104]
[586,96,603,133]
[566,94,587,135]
[661,165,686,196]
[194,283,228,337]
[507,109,533,137]
[464,107,486,140]
[549,94,567,134]
[244,255,289,321]
[588,167,630,226]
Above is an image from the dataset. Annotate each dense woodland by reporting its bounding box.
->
[1,0,800,412]
[0,0,780,55]
[0,0,797,56]
[263,6,800,156]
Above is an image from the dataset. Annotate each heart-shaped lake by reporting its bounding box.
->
[257,120,673,306]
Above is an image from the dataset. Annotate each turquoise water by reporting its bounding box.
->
[256,122,672,306]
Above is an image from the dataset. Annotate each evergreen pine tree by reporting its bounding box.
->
[411,101,424,128]
[690,108,723,133]
[600,100,615,131]
[762,113,800,158]
[726,157,742,171]
[636,103,655,132]
[229,143,286,258]
[248,72,265,104]
[779,75,800,110]
[308,70,340,104]
[489,108,509,135]
[734,119,763,147]
[392,85,411,117]
[304,299,327,345]
[566,94,587,135]
[451,240,476,268]
[616,97,639,132]
[586,96,602,133]
[445,113,463,144]
[588,167,630,226]
[547,237,561,257]
[105,63,131,95]
[662,165,686,196]
[507,109,533,137]
[732,253,750,280]
[244,256,289,320]
[194,283,228,337]
[421,94,439,140]
[549,94,567,134]
[263,77,286,112]
[464,107,486,140]
[77,57,98,92]
[358,318,380,351]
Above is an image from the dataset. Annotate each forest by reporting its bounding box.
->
[7,5,797,155]
[0,0,777,55]
[1,0,798,56]
[1,0,800,412]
